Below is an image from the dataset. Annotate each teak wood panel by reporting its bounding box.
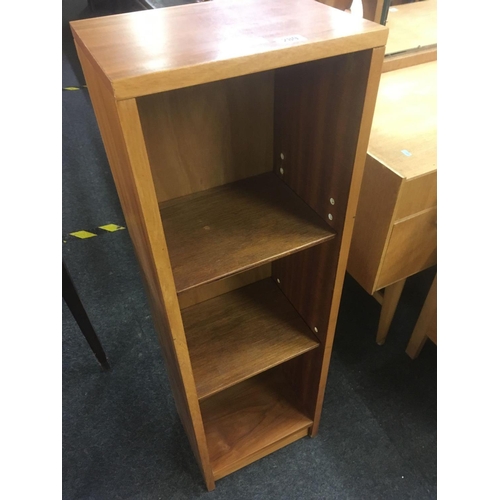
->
[71,0,389,489]
[136,72,274,204]
[178,265,272,310]
[274,47,386,433]
[74,45,215,489]
[361,0,384,22]
[274,240,340,344]
[377,207,437,289]
[274,239,340,420]
[159,173,336,293]
[347,169,437,293]
[274,50,374,231]
[70,0,388,99]
[200,369,312,480]
[182,279,320,400]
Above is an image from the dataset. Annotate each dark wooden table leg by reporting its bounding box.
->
[63,262,110,370]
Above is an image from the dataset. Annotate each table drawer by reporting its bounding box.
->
[395,171,437,220]
[377,207,437,289]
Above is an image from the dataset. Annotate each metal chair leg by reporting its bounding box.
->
[63,262,110,370]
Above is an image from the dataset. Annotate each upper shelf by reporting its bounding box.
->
[70,0,388,99]
[160,172,336,294]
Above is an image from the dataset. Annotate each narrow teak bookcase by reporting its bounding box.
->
[70,0,388,490]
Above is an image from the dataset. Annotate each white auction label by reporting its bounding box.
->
[276,35,307,45]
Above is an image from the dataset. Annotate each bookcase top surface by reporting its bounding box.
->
[71,0,387,99]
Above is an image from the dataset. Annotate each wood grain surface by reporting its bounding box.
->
[137,72,274,204]
[273,239,340,420]
[274,50,374,231]
[368,61,437,180]
[70,0,387,98]
[274,46,386,434]
[160,173,336,293]
[182,278,320,400]
[75,46,216,489]
[395,172,437,220]
[377,207,437,289]
[72,0,388,487]
[178,265,272,310]
[385,0,436,56]
[200,368,312,480]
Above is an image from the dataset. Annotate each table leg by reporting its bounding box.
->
[406,274,437,359]
[376,279,406,345]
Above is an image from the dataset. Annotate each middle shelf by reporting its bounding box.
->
[182,278,320,400]
[160,172,337,294]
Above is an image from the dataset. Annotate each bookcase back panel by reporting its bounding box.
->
[273,237,341,422]
[274,50,374,234]
[273,238,339,343]
[137,71,274,204]
[178,265,272,309]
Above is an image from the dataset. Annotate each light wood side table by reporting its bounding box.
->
[383,0,437,71]
[406,274,437,358]
[347,60,436,345]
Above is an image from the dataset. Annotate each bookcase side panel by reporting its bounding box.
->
[273,47,386,434]
[346,154,401,295]
[136,71,274,204]
[75,44,215,490]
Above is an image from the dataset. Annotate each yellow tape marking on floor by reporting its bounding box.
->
[99,224,125,232]
[70,230,97,239]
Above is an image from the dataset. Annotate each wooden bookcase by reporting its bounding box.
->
[70,0,387,490]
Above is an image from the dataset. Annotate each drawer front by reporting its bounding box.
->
[395,171,437,220]
[377,207,437,289]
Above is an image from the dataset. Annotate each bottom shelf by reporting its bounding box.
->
[200,368,312,481]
